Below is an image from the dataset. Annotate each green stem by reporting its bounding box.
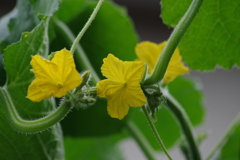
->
[206,112,240,160]
[143,0,204,85]
[52,18,100,84]
[70,0,104,54]
[0,88,72,133]
[126,121,156,160]
[142,105,173,160]
[162,87,201,160]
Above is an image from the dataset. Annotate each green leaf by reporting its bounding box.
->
[132,77,205,150]
[167,77,205,126]
[52,1,138,78]
[64,133,126,160]
[51,1,138,136]
[161,0,240,70]
[0,0,59,51]
[218,122,240,160]
[54,0,87,23]
[1,16,64,159]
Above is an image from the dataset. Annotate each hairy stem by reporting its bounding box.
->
[0,88,72,133]
[206,112,240,160]
[142,105,173,160]
[143,0,204,85]
[70,0,104,54]
[126,121,156,160]
[162,87,201,160]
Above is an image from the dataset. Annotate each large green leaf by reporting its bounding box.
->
[51,1,138,137]
[0,0,59,52]
[0,14,64,160]
[64,133,126,160]
[218,122,240,160]
[64,1,138,78]
[161,0,240,70]
[167,77,205,126]
[54,0,87,23]
[132,77,205,150]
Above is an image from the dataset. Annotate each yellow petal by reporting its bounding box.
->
[51,49,75,82]
[28,49,81,101]
[97,79,125,98]
[164,48,189,83]
[64,68,82,92]
[125,86,146,107]
[27,80,52,102]
[122,61,145,83]
[98,54,147,119]
[135,41,161,74]
[31,55,58,83]
[101,54,125,81]
[107,92,129,120]
[135,41,189,83]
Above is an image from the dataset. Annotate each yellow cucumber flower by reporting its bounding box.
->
[97,54,147,120]
[135,41,189,83]
[27,49,82,102]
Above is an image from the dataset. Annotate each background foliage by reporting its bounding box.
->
[0,0,239,159]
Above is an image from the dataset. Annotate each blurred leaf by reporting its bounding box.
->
[54,0,87,23]
[0,16,64,159]
[64,133,126,160]
[0,0,59,51]
[0,54,6,86]
[132,77,205,150]
[51,1,138,137]
[167,77,205,126]
[161,0,240,70]
[61,99,128,137]
[218,122,240,160]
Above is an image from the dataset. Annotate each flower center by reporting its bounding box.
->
[122,81,127,88]
[57,82,63,88]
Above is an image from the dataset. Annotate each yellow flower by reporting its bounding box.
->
[135,41,189,83]
[97,54,146,120]
[27,49,82,102]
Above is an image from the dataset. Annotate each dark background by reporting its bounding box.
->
[1,0,240,159]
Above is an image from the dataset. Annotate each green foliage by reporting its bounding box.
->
[132,77,205,150]
[0,16,64,160]
[0,0,238,159]
[167,77,205,126]
[218,122,240,160]
[64,133,126,160]
[0,0,59,52]
[52,1,138,137]
[161,0,240,70]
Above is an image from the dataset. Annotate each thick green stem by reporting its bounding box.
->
[126,121,156,160]
[0,88,72,133]
[206,112,240,160]
[52,18,100,84]
[143,0,204,85]
[142,105,173,160]
[162,87,201,160]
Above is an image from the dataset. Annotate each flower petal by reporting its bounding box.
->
[136,41,189,83]
[101,54,125,81]
[107,92,129,120]
[97,79,125,98]
[126,86,146,107]
[51,49,76,83]
[122,61,145,83]
[164,48,189,83]
[135,41,161,74]
[27,80,52,102]
[31,55,58,83]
